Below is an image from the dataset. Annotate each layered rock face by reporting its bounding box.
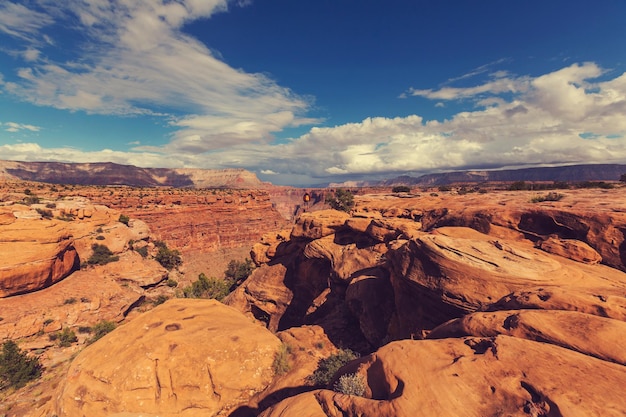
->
[79,187,291,254]
[54,299,280,417]
[0,194,168,342]
[0,160,269,189]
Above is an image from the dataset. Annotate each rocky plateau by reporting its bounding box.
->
[1,180,626,417]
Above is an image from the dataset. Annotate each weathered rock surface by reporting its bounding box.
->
[82,187,291,258]
[54,299,281,417]
[0,249,168,341]
[260,336,626,417]
[428,310,626,365]
[386,227,626,336]
[230,198,626,351]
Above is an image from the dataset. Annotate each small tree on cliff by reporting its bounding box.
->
[154,240,182,270]
[0,340,42,390]
[88,244,119,265]
[327,189,355,212]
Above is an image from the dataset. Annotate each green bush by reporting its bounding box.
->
[36,208,53,219]
[88,244,119,265]
[327,189,354,212]
[181,273,231,301]
[166,278,178,288]
[225,258,254,287]
[23,195,41,205]
[308,349,359,386]
[56,328,77,347]
[118,214,130,226]
[133,246,147,258]
[508,181,530,191]
[392,185,411,193]
[272,343,292,376]
[0,340,42,390]
[155,242,182,270]
[530,192,564,203]
[333,372,366,396]
[153,295,169,305]
[88,321,117,344]
[56,212,75,222]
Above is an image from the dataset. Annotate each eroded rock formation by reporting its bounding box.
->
[53,299,280,417]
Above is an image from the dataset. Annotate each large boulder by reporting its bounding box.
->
[0,209,79,297]
[54,299,281,417]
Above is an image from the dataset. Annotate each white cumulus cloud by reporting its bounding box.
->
[0,0,315,151]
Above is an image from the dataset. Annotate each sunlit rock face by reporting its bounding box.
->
[54,299,281,417]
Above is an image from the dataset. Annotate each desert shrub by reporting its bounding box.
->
[24,189,32,195]
[155,243,182,270]
[327,189,354,212]
[88,320,117,344]
[95,235,105,240]
[508,181,530,191]
[181,273,231,301]
[0,340,42,390]
[77,326,92,334]
[392,185,411,193]
[88,244,119,265]
[23,195,41,205]
[36,208,53,219]
[63,297,77,305]
[225,258,254,288]
[153,295,169,305]
[272,343,292,376]
[333,373,366,396]
[308,349,359,386]
[118,214,130,226]
[95,227,104,233]
[530,192,564,203]
[438,185,452,192]
[166,278,178,287]
[56,328,77,347]
[56,212,75,222]
[135,246,148,258]
[574,181,614,189]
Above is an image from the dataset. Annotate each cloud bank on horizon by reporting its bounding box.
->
[1,0,626,185]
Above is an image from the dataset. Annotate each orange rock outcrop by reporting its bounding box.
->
[54,299,280,417]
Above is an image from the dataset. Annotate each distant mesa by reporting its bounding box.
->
[0,160,269,189]
[331,164,626,187]
[2,159,626,188]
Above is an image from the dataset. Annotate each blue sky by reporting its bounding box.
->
[1,0,626,186]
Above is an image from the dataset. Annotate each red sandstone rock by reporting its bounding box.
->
[0,207,79,297]
[54,299,281,417]
[428,309,626,365]
[260,336,626,417]
[537,235,602,264]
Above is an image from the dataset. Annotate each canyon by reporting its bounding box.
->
[1,178,625,416]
